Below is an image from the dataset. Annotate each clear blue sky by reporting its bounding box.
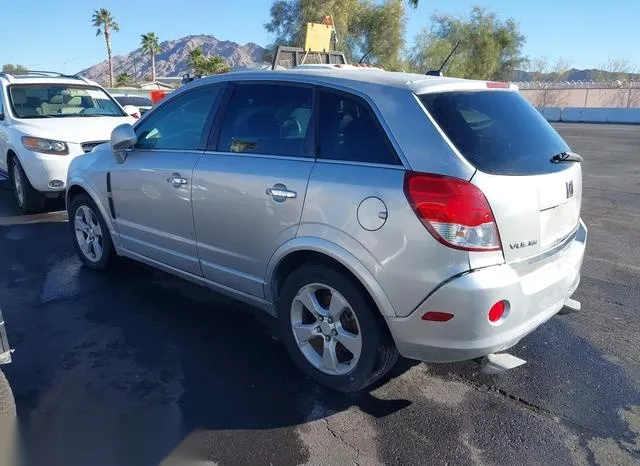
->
[1,0,638,73]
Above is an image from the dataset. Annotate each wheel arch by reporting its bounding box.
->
[66,179,120,250]
[265,237,397,318]
[5,149,18,179]
[6,148,38,188]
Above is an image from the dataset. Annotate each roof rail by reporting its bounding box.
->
[0,70,92,83]
[72,74,92,84]
[10,70,66,77]
[0,72,15,83]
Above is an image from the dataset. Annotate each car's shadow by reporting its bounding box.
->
[4,246,414,466]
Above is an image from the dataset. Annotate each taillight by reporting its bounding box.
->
[404,172,501,252]
[131,113,140,119]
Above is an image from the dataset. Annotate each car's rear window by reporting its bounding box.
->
[419,91,571,175]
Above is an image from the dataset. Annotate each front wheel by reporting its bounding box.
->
[277,264,398,392]
[69,194,114,271]
[10,158,45,214]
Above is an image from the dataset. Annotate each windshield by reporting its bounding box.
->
[8,84,126,119]
[114,96,152,107]
[419,90,571,175]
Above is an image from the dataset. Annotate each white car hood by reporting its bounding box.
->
[13,116,136,144]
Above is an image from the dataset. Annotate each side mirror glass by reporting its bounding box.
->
[110,124,137,164]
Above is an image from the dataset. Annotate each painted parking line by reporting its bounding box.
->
[0,211,68,226]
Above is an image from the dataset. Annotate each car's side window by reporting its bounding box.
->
[0,88,4,116]
[135,85,221,151]
[216,83,314,158]
[317,89,400,165]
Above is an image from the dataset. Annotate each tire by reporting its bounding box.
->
[9,157,45,214]
[0,370,15,416]
[68,193,114,271]
[277,264,399,392]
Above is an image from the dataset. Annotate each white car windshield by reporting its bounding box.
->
[8,84,126,119]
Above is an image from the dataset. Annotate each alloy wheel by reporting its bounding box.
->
[290,283,363,376]
[74,205,104,263]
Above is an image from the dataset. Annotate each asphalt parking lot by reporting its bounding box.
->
[0,123,639,466]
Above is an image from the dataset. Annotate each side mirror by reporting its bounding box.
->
[110,124,137,164]
[122,104,140,119]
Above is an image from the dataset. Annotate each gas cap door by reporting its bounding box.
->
[357,196,388,231]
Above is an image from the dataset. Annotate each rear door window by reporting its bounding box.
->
[419,91,571,175]
[317,89,400,165]
[216,83,314,158]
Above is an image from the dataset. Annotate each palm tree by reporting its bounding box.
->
[115,72,133,87]
[91,9,119,87]
[140,32,161,82]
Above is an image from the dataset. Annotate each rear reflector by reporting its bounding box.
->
[404,172,501,251]
[488,301,508,323]
[421,311,454,322]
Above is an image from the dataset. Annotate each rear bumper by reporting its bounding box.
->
[386,219,587,363]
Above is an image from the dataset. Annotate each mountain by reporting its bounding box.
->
[512,68,640,82]
[79,35,267,84]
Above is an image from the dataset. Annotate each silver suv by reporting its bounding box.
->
[66,68,587,392]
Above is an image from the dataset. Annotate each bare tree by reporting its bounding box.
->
[596,57,638,82]
[525,56,572,81]
[550,57,572,81]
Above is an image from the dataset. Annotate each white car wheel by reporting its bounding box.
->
[12,163,24,208]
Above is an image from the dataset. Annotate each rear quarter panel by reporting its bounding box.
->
[295,162,470,318]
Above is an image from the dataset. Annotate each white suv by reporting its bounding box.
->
[0,71,135,213]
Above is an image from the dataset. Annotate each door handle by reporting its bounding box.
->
[167,173,188,187]
[266,184,297,202]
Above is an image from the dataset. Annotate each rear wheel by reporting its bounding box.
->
[10,157,45,214]
[277,264,398,392]
[69,194,114,271]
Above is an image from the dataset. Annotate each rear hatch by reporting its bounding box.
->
[419,89,582,262]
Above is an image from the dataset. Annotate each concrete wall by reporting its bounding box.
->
[538,107,640,124]
[520,88,640,108]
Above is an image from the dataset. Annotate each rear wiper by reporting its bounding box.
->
[550,151,583,164]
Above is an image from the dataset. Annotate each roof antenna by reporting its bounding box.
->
[426,39,462,76]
